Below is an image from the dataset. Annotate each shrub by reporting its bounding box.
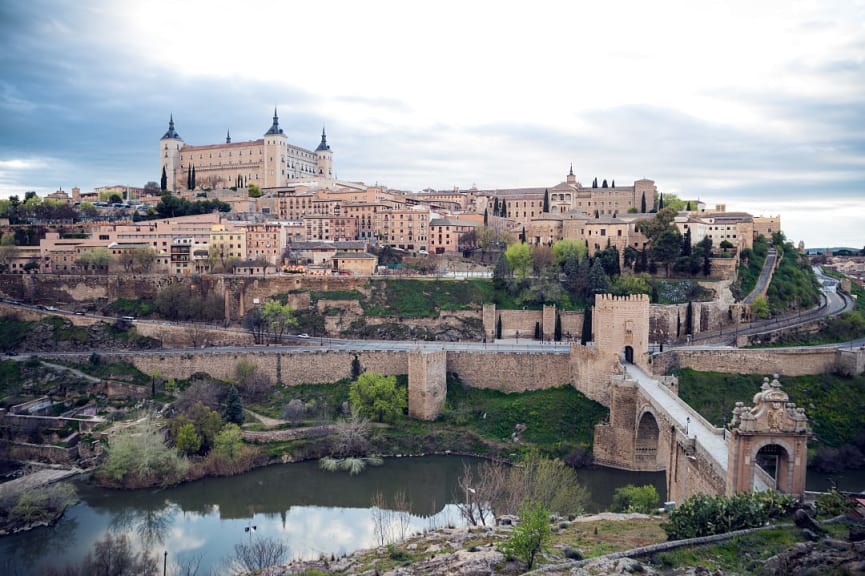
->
[610,484,660,514]
[661,490,795,540]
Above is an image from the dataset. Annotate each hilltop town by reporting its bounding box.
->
[0,112,782,280]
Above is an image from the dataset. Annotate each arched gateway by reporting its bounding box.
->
[726,376,809,496]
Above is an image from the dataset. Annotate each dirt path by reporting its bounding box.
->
[243,408,286,429]
[0,466,84,500]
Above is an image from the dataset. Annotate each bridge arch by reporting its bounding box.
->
[635,409,660,467]
[748,438,797,492]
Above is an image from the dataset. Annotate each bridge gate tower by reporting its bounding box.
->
[726,375,809,496]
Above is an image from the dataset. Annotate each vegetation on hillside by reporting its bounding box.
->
[675,368,865,472]
[765,233,822,315]
[732,235,769,300]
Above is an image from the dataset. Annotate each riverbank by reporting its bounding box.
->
[0,465,82,535]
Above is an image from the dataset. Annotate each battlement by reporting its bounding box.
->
[595,293,650,304]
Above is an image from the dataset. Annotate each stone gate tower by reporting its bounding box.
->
[591,294,650,372]
[726,375,809,495]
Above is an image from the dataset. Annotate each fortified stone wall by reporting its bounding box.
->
[652,348,842,376]
[408,351,447,420]
[447,351,572,391]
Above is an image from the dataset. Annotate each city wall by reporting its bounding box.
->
[651,347,851,377]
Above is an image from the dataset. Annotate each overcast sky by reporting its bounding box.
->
[1,0,863,248]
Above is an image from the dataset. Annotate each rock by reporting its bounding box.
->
[801,528,820,541]
[849,524,865,542]
[794,508,826,534]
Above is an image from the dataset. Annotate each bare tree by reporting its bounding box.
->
[456,461,505,526]
[281,399,305,427]
[231,536,288,575]
[370,491,392,546]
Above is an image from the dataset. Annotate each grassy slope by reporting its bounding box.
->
[675,368,865,448]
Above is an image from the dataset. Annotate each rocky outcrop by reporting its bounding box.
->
[763,537,865,575]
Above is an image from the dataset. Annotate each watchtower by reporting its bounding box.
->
[591,294,650,372]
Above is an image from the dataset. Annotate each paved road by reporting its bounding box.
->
[626,363,728,473]
[743,248,777,304]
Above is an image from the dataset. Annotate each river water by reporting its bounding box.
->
[0,457,664,574]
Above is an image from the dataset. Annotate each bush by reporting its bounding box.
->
[661,490,795,540]
[610,484,660,514]
[815,489,853,518]
[499,500,551,570]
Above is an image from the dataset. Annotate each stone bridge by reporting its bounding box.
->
[48,293,813,503]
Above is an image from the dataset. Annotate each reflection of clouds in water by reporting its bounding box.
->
[251,504,467,561]
[165,524,207,554]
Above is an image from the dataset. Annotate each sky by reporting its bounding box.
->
[1,0,863,249]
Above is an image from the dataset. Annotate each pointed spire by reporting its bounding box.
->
[316,125,331,151]
[226,129,231,144]
[265,107,284,136]
[161,114,181,140]
[569,163,574,176]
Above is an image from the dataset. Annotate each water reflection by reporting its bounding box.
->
[0,457,664,574]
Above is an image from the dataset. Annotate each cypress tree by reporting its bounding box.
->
[534,321,541,340]
[612,180,615,187]
[581,304,592,345]
[161,166,167,192]
[640,191,646,213]
[554,313,562,342]
[658,194,664,210]
[223,385,244,425]
[594,209,599,218]
[686,301,694,336]
[521,226,526,243]
[191,165,196,189]
[496,315,503,339]
[501,199,507,218]
[602,179,608,188]
[187,165,192,189]
[543,188,550,212]
[687,201,692,211]
[676,309,681,338]
[592,177,598,188]
[483,208,488,225]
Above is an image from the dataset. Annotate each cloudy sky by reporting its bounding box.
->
[1,0,863,248]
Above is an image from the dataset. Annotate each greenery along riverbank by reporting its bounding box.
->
[675,368,865,473]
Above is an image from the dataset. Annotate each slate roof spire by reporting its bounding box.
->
[265,107,284,136]
[161,114,181,139]
[316,126,330,151]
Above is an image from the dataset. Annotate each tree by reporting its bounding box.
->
[231,536,288,575]
[242,306,268,344]
[751,295,770,319]
[499,500,551,570]
[543,188,549,212]
[588,258,610,296]
[580,304,592,344]
[500,198,507,218]
[496,314,503,339]
[602,179,608,188]
[349,373,406,424]
[223,385,245,425]
[483,207,488,226]
[247,183,261,198]
[213,423,244,464]
[685,301,694,335]
[552,239,587,266]
[611,484,659,513]
[174,422,202,455]
[640,191,646,213]
[651,228,684,277]
[554,313,562,341]
[99,419,189,487]
[132,247,157,273]
[493,253,511,289]
[160,166,167,191]
[505,242,532,279]
[261,300,296,343]
[56,533,159,576]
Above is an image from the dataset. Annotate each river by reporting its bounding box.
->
[0,457,664,574]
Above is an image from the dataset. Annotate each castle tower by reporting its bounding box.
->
[263,108,287,188]
[160,114,184,192]
[566,163,577,186]
[315,126,333,179]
